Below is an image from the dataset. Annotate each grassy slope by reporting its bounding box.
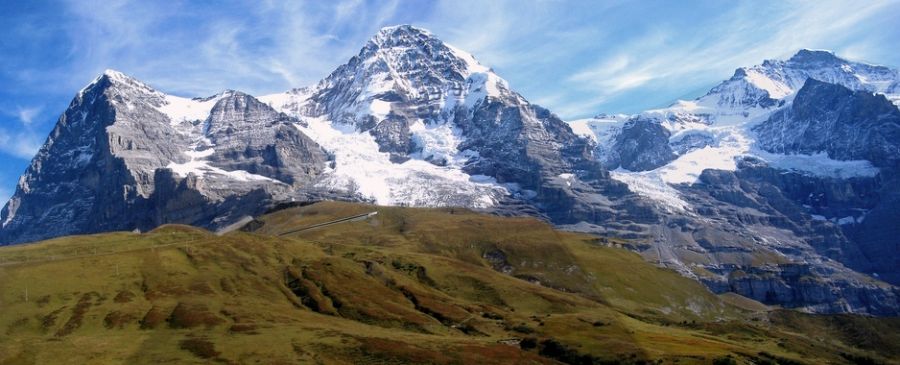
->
[0,202,895,364]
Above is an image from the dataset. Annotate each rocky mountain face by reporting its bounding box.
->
[604,118,676,171]
[203,92,328,185]
[0,72,330,244]
[752,78,900,286]
[755,78,900,168]
[1,27,898,315]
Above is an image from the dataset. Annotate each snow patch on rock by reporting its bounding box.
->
[369,99,392,120]
[754,150,879,179]
[166,145,279,183]
[157,94,223,124]
[610,169,690,212]
[568,115,628,144]
[296,117,507,208]
[408,120,476,167]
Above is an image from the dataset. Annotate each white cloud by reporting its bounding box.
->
[0,128,42,160]
[15,106,41,125]
[0,65,47,161]
[569,55,631,84]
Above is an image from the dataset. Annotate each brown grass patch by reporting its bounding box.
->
[188,281,216,295]
[36,295,52,307]
[284,267,338,315]
[344,338,553,365]
[141,281,189,300]
[457,343,555,364]
[228,323,259,334]
[139,305,169,329]
[219,278,236,294]
[167,302,225,329]
[104,311,137,329]
[113,290,136,303]
[300,260,434,331]
[40,306,66,332]
[354,337,454,364]
[179,338,220,359]
[56,292,98,336]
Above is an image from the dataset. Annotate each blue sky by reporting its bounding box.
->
[2,0,900,204]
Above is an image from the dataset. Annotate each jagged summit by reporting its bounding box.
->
[359,25,491,78]
[82,70,242,114]
[645,49,900,121]
[368,24,434,47]
[271,24,509,131]
[0,65,331,245]
[365,24,493,72]
[79,68,157,98]
[377,23,428,33]
[102,68,134,78]
[96,69,156,90]
[787,48,841,65]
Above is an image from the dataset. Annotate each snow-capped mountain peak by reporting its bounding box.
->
[630,49,900,128]
[726,48,899,105]
[351,23,506,108]
[367,24,437,52]
[76,69,227,128]
[580,49,900,214]
[263,24,510,128]
[257,25,589,211]
[365,24,492,75]
[100,68,140,84]
[78,69,159,100]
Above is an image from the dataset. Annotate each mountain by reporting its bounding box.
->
[258,25,624,219]
[1,26,898,315]
[0,72,331,244]
[572,49,900,315]
[2,202,898,364]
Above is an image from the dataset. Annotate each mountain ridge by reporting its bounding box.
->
[1,25,898,315]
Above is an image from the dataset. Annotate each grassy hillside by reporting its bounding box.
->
[0,202,896,364]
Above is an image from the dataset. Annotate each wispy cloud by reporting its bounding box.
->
[6,0,898,118]
[0,127,43,159]
[15,106,41,125]
[40,0,406,98]
[1,0,899,121]
[0,105,44,159]
[555,0,898,116]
